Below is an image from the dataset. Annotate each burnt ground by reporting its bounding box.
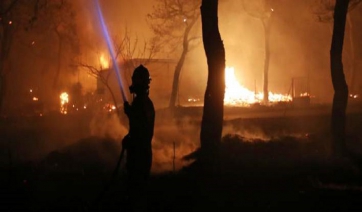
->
[1,105,362,211]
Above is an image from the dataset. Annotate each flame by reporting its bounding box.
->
[60,92,69,114]
[224,67,291,106]
[100,54,109,69]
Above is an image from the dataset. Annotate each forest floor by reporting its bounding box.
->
[1,103,362,211]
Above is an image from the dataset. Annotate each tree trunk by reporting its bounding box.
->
[169,17,198,108]
[168,48,188,108]
[262,19,271,104]
[0,21,13,114]
[200,0,226,154]
[330,0,349,156]
[0,75,6,114]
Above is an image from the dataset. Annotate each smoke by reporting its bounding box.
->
[89,112,128,141]
[88,111,199,173]
[222,124,271,142]
[222,121,311,143]
[151,116,199,173]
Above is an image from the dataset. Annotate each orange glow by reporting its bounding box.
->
[60,92,69,114]
[224,67,292,106]
[350,94,359,99]
[99,54,109,69]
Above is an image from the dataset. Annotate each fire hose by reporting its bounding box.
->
[90,146,125,210]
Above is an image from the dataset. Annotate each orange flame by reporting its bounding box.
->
[224,67,292,105]
[99,54,109,69]
[60,92,69,114]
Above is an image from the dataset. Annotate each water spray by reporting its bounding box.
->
[94,0,127,102]
[91,1,128,207]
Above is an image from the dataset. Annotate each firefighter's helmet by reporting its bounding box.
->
[129,65,151,94]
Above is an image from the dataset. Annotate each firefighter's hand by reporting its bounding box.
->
[122,134,131,149]
[124,101,131,116]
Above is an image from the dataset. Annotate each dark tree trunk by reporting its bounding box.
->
[0,75,6,114]
[200,0,226,154]
[330,0,349,156]
[0,20,13,114]
[168,46,188,108]
[169,17,198,108]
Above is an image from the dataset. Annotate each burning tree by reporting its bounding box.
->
[148,0,201,108]
[311,0,361,95]
[200,0,225,154]
[242,0,274,104]
[330,0,350,156]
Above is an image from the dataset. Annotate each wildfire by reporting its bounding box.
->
[60,92,69,114]
[99,54,109,69]
[224,67,292,106]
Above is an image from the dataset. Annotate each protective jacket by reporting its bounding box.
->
[124,93,155,176]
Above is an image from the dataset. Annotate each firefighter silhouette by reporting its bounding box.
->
[122,65,155,211]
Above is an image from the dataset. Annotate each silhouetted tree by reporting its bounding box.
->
[0,0,36,113]
[77,30,159,118]
[148,0,201,108]
[312,0,361,94]
[0,0,79,113]
[29,0,79,90]
[115,29,160,82]
[242,0,274,104]
[200,0,225,154]
[330,0,349,156]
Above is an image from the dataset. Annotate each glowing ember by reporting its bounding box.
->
[60,92,69,114]
[103,103,116,112]
[224,67,291,106]
[350,94,359,99]
[99,54,109,69]
[32,97,39,101]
